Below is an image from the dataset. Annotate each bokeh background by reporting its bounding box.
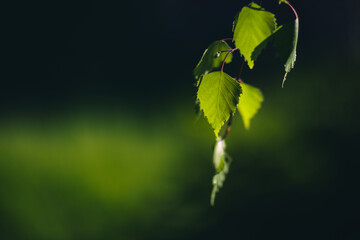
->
[2,0,360,239]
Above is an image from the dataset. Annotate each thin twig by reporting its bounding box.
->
[280,0,298,19]
[221,38,233,41]
[237,58,245,81]
[286,1,298,19]
[217,50,232,54]
[221,115,232,140]
[221,48,238,73]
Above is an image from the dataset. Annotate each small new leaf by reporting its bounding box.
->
[233,2,277,69]
[238,82,264,129]
[213,138,226,172]
[197,72,242,137]
[193,40,233,80]
[211,139,231,206]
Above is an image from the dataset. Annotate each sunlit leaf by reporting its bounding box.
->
[233,2,277,69]
[197,72,242,137]
[238,82,264,130]
[193,40,233,80]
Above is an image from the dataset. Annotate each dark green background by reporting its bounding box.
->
[2,0,360,239]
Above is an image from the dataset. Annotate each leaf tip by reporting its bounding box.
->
[247,60,254,69]
[282,72,288,88]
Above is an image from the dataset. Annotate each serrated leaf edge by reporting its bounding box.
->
[197,72,241,138]
[232,2,278,69]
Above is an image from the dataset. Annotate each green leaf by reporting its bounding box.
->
[197,72,242,137]
[278,0,289,4]
[238,82,264,130]
[211,139,231,206]
[273,19,299,87]
[193,40,233,80]
[233,2,277,69]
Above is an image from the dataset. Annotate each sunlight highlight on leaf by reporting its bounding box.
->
[197,72,241,137]
[233,2,277,69]
[238,82,264,129]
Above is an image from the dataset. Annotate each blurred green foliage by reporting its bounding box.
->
[1,62,359,239]
[0,111,199,239]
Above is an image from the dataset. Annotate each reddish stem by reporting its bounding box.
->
[237,58,245,81]
[221,38,233,41]
[221,48,238,73]
[286,1,298,19]
[221,115,232,140]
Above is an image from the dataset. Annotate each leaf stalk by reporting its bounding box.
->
[280,0,298,19]
[221,48,238,73]
[221,115,232,140]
